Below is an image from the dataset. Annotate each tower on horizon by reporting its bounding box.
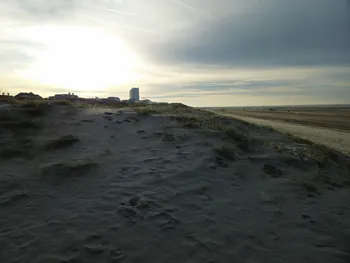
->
[129,87,140,101]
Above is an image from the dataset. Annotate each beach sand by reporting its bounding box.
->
[215,113,350,157]
[1,103,350,263]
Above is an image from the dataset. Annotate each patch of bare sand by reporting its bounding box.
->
[1,105,350,263]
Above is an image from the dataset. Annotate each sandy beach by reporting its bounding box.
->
[212,112,350,157]
[213,106,350,132]
[1,103,350,263]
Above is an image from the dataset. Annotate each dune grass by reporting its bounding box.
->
[134,104,254,150]
[286,133,343,166]
[171,115,201,128]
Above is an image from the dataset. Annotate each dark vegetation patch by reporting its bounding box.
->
[162,132,175,142]
[134,104,258,151]
[301,183,320,197]
[0,100,79,134]
[45,135,80,150]
[19,102,53,117]
[0,96,19,105]
[214,146,236,161]
[285,133,348,170]
[54,100,73,106]
[172,115,201,129]
[0,148,29,159]
[0,108,42,135]
[223,128,252,150]
[133,103,195,116]
[0,138,34,159]
[42,158,98,177]
[263,164,283,178]
[287,134,342,163]
[0,120,41,131]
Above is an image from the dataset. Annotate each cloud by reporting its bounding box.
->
[82,3,138,16]
[0,0,79,21]
[0,0,349,106]
[168,0,206,16]
[142,0,350,68]
[0,38,43,74]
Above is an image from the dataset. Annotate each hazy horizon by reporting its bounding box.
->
[1,0,350,107]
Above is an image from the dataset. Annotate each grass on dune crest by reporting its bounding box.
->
[135,104,350,181]
[1,99,348,171]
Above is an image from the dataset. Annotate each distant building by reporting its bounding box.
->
[15,92,42,100]
[129,87,140,101]
[49,92,78,100]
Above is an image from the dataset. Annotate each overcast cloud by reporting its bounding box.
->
[144,1,350,67]
[0,0,349,106]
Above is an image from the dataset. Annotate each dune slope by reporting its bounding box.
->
[1,103,350,263]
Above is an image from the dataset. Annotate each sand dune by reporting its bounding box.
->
[1,103,350,263]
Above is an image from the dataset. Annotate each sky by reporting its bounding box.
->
[0,0,349,106]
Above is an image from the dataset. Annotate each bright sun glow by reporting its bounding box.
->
[20,25,143,91]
